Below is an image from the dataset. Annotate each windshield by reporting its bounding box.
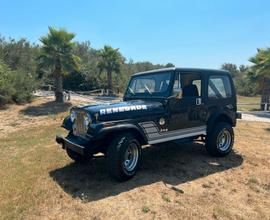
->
[126,71,172,98]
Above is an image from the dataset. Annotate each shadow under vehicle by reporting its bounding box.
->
[50,141,243,201]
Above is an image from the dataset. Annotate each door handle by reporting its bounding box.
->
[196,98,203,105]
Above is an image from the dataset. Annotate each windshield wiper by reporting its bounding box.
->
[128,87,135,95]
[144,84,152,94]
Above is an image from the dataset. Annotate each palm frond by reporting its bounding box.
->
[38,27,80,74]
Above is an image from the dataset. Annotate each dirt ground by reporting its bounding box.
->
[0,95,119,137]
[0,98,269,220]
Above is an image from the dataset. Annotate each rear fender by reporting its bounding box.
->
[207,111,234,134]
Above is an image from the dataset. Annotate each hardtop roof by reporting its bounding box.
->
[132,67,230,76]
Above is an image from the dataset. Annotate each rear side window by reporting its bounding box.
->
[208,75,232,99]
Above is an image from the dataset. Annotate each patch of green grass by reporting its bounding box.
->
[237,95,261,103]
[175,200,183,205]
[0,124,67,220]
[161,193,171,203]
[248,177,259,184]
[237,95,261,111]
[237,105,260,111]
[48,113,57,120]
[141,206,150,213]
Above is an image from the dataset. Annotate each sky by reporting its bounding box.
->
[1,0,270,68]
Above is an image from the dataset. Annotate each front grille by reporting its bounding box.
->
[74,111,87,136]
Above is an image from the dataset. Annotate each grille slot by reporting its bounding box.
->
[74,111,87,136]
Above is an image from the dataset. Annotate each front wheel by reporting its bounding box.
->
[107,133,142,181]
[206,122,234,157]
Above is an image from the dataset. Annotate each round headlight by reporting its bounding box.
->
[84,114,92,127]
[70,110,76,122]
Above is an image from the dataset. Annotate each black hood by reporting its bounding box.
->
[73,99,165,121]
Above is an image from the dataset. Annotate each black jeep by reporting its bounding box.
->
[56,68,241,181]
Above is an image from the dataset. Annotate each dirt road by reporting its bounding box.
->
[241,111,270,123]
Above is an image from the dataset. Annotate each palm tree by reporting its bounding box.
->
[97,45,122,93]
[249,48,270,110]
[38,27,80,102]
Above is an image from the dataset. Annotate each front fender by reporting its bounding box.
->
[96,123,148,144]
[61,118,148,144]
[62,116,72,130]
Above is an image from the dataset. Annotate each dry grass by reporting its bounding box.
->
[0,98,270,220]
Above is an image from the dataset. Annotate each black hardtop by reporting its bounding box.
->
[132,67,230,77]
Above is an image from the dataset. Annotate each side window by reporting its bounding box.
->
[172,72,202,98]
[192,80,201,97]
[181,73,201,97]
[208,75,232,99]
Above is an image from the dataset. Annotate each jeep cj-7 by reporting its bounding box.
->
[56,68,241,181]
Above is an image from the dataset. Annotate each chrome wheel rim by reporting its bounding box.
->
[217,129,232,152]
[123,143,139,172]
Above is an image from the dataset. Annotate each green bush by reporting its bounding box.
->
[11,71,36,103]
[0,59,35,106]
[0,60,13,105]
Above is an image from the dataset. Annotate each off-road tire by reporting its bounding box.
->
[206,122,234,157]
[107,133,142,181]
[66,148,90,164]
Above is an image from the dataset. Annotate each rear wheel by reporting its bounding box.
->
[107,133,142,181]
[206,122,234,157]
[66,148,90,164]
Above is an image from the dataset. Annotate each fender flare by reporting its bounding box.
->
[62,116,72,130]
[207,111,234,134]
[97,123,148,144]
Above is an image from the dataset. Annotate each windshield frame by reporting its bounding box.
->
[124,70,175,99]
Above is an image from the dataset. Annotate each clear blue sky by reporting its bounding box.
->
[1,0,270,68]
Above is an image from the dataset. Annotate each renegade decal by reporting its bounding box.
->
[99,105,147,115]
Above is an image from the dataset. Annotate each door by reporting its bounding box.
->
[168,71,207,133]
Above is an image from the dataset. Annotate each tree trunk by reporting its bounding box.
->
[107,70,113,94]
[260,78,270,110]
[53,65,64,103]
